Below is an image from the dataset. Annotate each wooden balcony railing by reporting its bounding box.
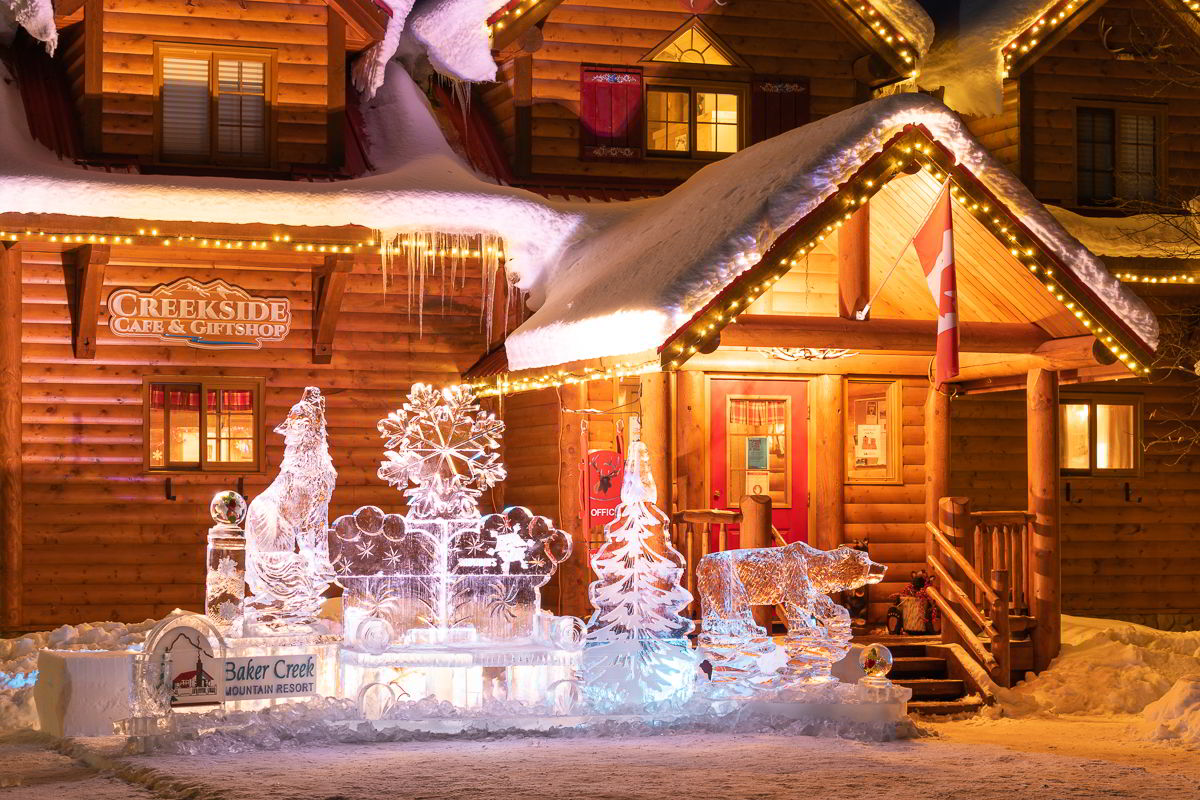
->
[926,496,1035,687]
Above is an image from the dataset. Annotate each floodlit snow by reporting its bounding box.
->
[885,1,936,60]
[918,1,1060,117]
[1050,205,1200,259]
[409,0,504,84]
[995,615,1200,730]
[505,93,1159,373]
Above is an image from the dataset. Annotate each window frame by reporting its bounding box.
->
[1071,100,1166,209]
[644,77,746,160]
[843,378,904,486]
[1058,392,1143,478]
[723,392,794,509]
[153,43,276,169]
[142,376,267,474]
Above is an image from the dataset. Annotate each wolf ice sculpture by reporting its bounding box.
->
[698,542,886,696]
[244,387,336,634]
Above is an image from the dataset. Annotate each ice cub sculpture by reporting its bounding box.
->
[330,384,572,653]
[583,441,696,712]
[698,542,886,696]
[243,387,336,635]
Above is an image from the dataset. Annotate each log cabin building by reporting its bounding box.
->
[0,0,1198,703]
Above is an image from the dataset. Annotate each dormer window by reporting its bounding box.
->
[648,25,734,66]
[157,45,272,167]
[1076,104,1161,206]
[646,86,741,155]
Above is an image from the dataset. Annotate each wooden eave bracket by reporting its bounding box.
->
[329,0,391,49]
[312,253,354,364]
[491,0,564,53]
[71,243,109,359]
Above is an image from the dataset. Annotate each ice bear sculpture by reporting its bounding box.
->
[330,504,572,653]
[698,541,886,696]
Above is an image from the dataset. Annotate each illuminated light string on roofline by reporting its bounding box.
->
[0,229,504,259]
[1002,0,1200,77]
[1116,272,1198,284]
[487,0,543,34]
[470,360,659,398]
[657,130,1152,378]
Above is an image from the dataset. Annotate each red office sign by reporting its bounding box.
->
[587,450,624,526]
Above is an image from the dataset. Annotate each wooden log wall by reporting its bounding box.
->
[16,242,491,628]
[963,78,1020,177]
[489,0,871,183]
[846,377,930,621]
[61,0,341,167]
[1025,0,1200,206]
[950,376,1200,630]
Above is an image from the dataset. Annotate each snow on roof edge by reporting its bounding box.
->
[503,92,1159,375]
[1,0,57,53]
[883,0,936,60]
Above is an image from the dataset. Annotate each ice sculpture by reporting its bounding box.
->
[698,541,886,696]
[331,384,575,654]
[243,387,336,635]
[205,491,247,635]
[583,440,696,712]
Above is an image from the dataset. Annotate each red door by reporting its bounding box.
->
[710,378,808,546]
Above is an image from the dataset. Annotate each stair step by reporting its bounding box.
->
[907,698,984,716]
[894,678,966,699]
[889,656,947,677]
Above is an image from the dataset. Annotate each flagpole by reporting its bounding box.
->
[854,179,952,321]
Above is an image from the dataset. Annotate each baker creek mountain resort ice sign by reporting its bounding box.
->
[107,278,291,349]
[330,383,584,707]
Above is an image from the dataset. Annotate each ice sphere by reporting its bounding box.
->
[859,644,893,678]
[210,490,247,525]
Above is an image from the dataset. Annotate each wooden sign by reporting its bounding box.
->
[108,278,291,350]
[586,450,624,526]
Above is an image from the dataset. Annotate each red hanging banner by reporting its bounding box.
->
[586,449,624,527]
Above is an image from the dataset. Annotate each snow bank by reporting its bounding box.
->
[505,93,1159,372]
[919,1,1059,117]
[0,619,157,734]
[1141,674,1200,744]
[996,615,1200,718]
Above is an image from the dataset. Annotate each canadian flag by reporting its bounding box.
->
[912,182,959,385]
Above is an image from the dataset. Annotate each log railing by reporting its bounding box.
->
[927,497,1034,687]
[672,495,774,620]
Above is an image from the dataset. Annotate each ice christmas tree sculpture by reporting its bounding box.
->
[330,384,573,653]
[583,441,696,712]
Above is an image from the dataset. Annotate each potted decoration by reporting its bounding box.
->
[886,570,940,635]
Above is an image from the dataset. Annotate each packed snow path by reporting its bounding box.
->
[3,718,1198,800]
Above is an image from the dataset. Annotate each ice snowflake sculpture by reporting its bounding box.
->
[377,383,506,518]
[243,387,337,635]
[331,383,574,654]
[698,542,886,697]
[583,441,696,712]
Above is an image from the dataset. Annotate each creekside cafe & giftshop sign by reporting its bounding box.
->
[108,278,291,350]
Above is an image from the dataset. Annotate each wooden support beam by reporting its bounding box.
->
[838,203,870,319]
[639,371,672,515]
[1027,367,1061,672]
[725,316,1051,354]
[924,383,951,554]
[312,253,354,364]
[674,371,706,513]
[739,494,773,629]
[71,243,109,359]
[557,383,588,618]
[812,374,844,551]
[1,244,22,631]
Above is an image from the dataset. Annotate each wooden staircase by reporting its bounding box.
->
[856,635,984,715]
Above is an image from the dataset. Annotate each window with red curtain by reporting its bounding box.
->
[147,380,261,471]
[579,65,644,161]
[750,77,810,145]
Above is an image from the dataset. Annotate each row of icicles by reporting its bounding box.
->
[378,231,512,342]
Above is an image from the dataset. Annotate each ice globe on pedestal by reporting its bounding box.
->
[859,644,893,679]
[210,490,248,526]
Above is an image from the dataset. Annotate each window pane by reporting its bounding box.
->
[206,388,257,464]
[695,93,738,153]
[1077,107,1115,205]
[647,90,689,152]
[727,397,788,506]
[165,386,202,466]
[148,385,166,468]
[216,59,267,160]
[1060,403,1091,470]
[1096,404,1135,470]
[161,57,211,158]
[1116,113,1157,201]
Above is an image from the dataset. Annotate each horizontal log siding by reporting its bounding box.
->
[845,378,928,621]
[950,376,1200,628]
[1028,0,1200,206]
[18,242,490,626]
[513,0,868,183]
[72,0,333,166]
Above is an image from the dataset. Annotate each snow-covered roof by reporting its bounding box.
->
[881,1,936,61]
[917,0,1060,117]
[1050,206,1200,260]
[502,92,1159,373]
